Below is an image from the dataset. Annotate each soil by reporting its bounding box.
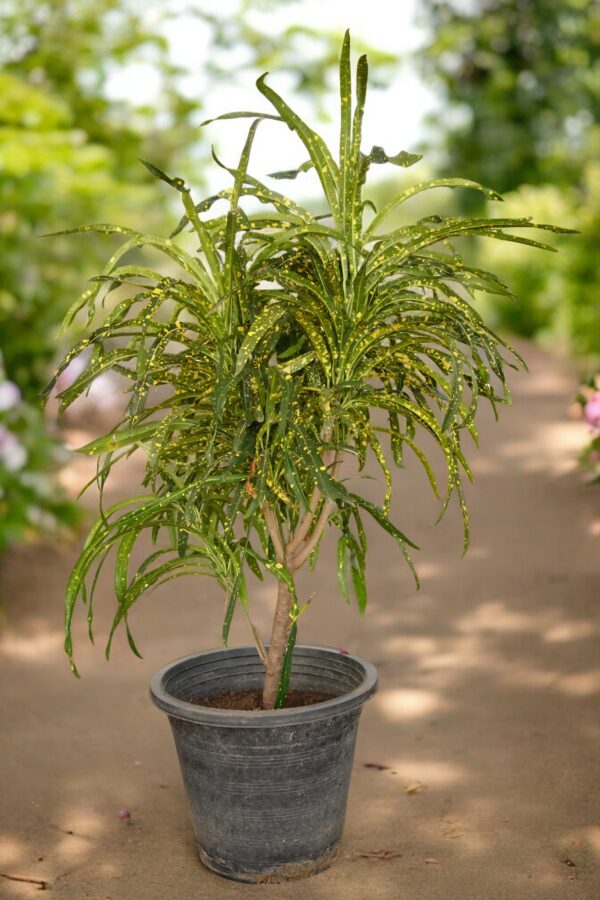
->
[189,687,335,710]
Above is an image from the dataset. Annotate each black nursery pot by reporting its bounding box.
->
[149,645,378,883]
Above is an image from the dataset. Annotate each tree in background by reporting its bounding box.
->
[419,0,600,366]
[0,0,206,400]
[0,0,199,549]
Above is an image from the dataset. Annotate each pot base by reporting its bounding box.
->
[198,843,339,883]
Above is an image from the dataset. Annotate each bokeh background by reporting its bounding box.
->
[0,0,598,552]
[1,6,600,897]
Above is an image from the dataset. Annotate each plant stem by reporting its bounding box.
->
[262,576,295,709]
[261,444,341,709]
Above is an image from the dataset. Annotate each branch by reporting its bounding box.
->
[291,498,334,569]
[288,452,341,570]
[247,617,268,667]
[287,430,335,556]
[262,502,286,564]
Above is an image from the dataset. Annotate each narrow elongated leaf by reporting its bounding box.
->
[256,73,341,222]
[274,621,297,709]
[140,159,186,192]
[294,425,351,505]
[352,495,419,587]
[366,178,504,237]
[367,146,422,168]
[268,160,313,180]
[201,110,281,126]
[235,303,287,375]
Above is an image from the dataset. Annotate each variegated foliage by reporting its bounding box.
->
[46,32,571,700]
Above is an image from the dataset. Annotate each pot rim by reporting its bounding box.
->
[149,644,378,728]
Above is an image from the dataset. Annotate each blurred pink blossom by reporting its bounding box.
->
[584,392,600,431]
[55,356,87,393]
[0,424,27,471]
[54,356,121,413]
[0,380,21,412]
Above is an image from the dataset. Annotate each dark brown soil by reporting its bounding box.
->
[189,688,336,711]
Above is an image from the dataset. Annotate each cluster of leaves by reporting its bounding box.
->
[48,32,571,675]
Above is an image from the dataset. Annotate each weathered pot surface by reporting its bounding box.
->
[150,645,378,883]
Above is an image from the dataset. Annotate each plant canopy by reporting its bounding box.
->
[46,31,573,708]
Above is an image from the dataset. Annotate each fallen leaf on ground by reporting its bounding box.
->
[364,762,390,771]
[422,857,441,865]
[562,858,576,868]
[360,849,401,861]
[404,781,426,794]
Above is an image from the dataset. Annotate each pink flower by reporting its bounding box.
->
[584,392,600,431]
[117,808,131,821]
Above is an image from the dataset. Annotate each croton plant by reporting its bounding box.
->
[45,33,571,708]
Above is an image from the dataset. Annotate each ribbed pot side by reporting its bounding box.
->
[149,645,378,883]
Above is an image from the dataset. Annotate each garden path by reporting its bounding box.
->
[1,341,599,899]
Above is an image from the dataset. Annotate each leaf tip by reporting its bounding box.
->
[256,72,270,89]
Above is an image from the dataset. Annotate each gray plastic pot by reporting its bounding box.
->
[149,645,378,883]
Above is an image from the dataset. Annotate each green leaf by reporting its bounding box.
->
[77,421,192,455]
[352,494,419,587]
[274,621,297,709]
[367,145,422,168]
[366,178,504,238]
[294,425,352,505]
[337,535,352,605]
[278,350,316,375]
[267,160,314,180]
[140,159,186,192]
[339,29,352,233]
[200,110,282,126]
[235,303,287,375]
[256,73,341,222]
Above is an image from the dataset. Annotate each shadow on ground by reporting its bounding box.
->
[1,342,599,899]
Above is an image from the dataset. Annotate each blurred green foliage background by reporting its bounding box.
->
[0,0,597,551]
[419,0,600,361]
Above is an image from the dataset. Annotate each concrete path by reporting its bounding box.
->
[1,342,599,899]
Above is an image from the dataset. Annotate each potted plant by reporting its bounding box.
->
[45,32,571,883]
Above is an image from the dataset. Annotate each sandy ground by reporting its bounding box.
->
[1,342,599,900]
